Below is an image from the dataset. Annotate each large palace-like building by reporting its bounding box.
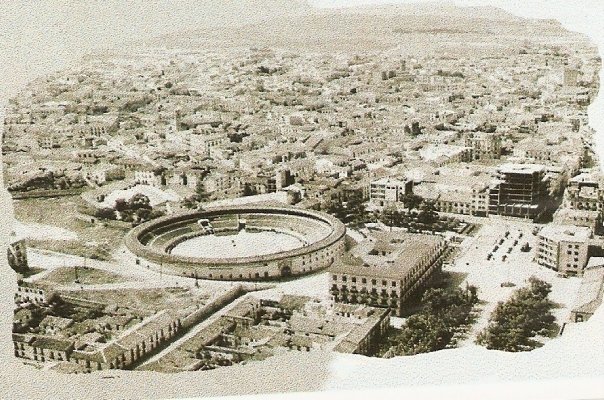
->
[329,232,447,317]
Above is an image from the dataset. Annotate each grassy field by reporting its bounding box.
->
[13,195,131,260]
[41,266,125,286]
[17,267,46,279]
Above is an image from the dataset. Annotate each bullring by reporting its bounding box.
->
[123,205,347,280]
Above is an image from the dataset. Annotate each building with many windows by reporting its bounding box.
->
[564,171,604,213]
[464,131,502,160]
[7,236,28,273]
[329,232,447,316]
[535,224,592,276]
[369,177,413,208]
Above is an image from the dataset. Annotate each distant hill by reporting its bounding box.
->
[142,2,590,56]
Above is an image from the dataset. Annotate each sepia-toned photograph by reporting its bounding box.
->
[1,1,603,399]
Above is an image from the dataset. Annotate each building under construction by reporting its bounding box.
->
[488,163,550,221]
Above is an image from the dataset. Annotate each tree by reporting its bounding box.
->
[401,193,423,212]
[527,276,552,300]
[381,204,398,229]
[418,200,438,225]
[345,191,367,224]
[94,207,115,220]
[55,177,69,190]
[194,180,208,202]
[114,198,128,212]
[396,314,451,355]
[128,193,152,210]
[476,276,557,352]
[321,197,346,220]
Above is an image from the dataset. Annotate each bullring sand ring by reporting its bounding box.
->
[124,205,347,281]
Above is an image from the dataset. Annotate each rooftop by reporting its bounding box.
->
[331,231,444,280]
[538,224,592,243]
[498,162,546,175]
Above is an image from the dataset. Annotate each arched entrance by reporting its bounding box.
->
[280,265,292,278]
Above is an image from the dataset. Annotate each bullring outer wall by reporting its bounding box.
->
[123,205,347,281]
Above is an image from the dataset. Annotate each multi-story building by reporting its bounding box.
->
[535,224,592,276]
[464,131,502,160]
[553,208,602,235]
[564,67,580,87]
[7,237,28,272]
[369,177,413,208]
[134,169,162,187]
[418,144,472,167]
[488,163,549,221]
[564,171,604,214]
[330,232,447,316]
[14,282,49,305]
[413,178,491,217]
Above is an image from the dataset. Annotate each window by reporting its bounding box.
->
[333,275,337,281]
[351,277,357,283]
[362,278,367,284]
[391,281,397,287]
[342,276,347,282]
[372,279,376,285]
[382,280,387,286]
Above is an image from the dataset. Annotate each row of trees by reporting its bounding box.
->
[384,285,479,356]
[321,191,369,225]
[379,198,440,228]
[9,171,87,193]
[476,277,557,352]
[182,181,208,210]
[95,193,164,224]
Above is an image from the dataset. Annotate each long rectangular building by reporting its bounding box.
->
[329,231,446,317]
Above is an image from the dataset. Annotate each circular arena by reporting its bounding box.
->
[124,205,347,281]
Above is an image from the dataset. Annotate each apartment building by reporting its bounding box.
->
[535,224,592,276]
[369,177,413,208]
